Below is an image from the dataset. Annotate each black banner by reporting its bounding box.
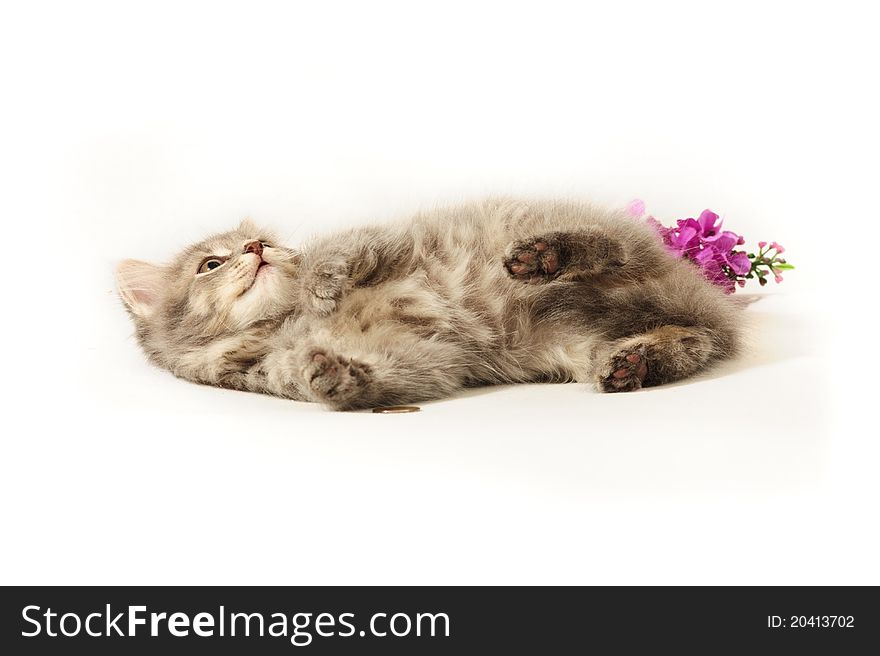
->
[1,586,876,654]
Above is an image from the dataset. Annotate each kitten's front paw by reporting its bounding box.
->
[303,349,372,407]
[302,259,350,315]
[597,347,649,393]
[503,238,561,282]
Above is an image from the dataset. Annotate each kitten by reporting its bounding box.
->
[116,198,742,410]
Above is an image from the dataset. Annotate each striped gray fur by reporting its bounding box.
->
[116,198,743,410]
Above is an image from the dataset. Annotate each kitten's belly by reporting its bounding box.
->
[335,268,596,385]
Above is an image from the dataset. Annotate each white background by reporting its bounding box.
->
[1,1,877,584]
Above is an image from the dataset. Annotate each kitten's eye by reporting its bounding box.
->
[260,242,271,248]
[198,258,226,274]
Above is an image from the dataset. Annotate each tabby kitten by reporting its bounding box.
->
[117,198,742,410]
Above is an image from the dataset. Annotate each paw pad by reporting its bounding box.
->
[305,350,371,401]
[504,239,561,280]
[601,350,648,393]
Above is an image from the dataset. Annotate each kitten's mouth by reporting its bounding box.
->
[239,261,271,296]
[252,261,271,279]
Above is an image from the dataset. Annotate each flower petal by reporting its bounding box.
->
[697,210,721,236]
[726,251,752,275]
[675,220,702,246]
[626,199,646,218]
[692,246,718,265]
[712,231,740,252]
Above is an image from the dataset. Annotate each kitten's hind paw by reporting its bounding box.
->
[597,348,649,393]
[303,349,372,407]
[503,238,561,282]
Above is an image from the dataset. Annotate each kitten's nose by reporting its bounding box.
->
[243,240,263,257]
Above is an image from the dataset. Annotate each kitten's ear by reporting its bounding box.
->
[238,217,257,234]
[116,259,164,318]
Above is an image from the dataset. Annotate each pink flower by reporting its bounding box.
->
[695,210,722,238]
[626,199,646,218]
[634,200,792,293]
[647,208,750,292]
[726,251,752,276]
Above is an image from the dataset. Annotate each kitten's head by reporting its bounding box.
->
[116,219,300,367]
